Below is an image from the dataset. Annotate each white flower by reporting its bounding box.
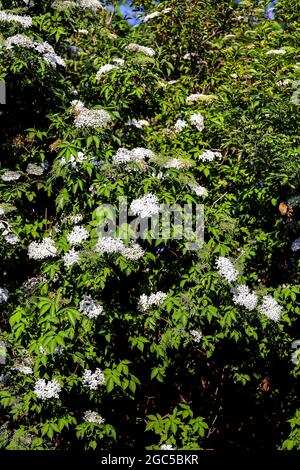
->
[68,214,83,224]
[266,49,286,55]
[190,113,204,131]
[174,119,188,133]
[43,52,66,68]
[276,79,290,86]
[95,237,125,255]
[232,285,258,311]
[186,93,206,103]
[28,238,57,260]
[126,119,150,129]
[13,364,33,375]
[76,0,103,11]
[1,171,21,181]
[83,410,105,424]
[189,183,208,197]
[126,43,155,57]
[138,292,167,311]
[164,158,191,169]
[0,287,9,303]
[4,233,19,245]
[112,58,125,66]
[231,73,238,78]
[215,257,239,283]
[143,8,171,22]
[67,226,89,246]
[82,368,106,390]
[259,295,282,322]
[0,11,32,28]
[26,163,44,176]
[291,238,300,251]
[190,330,202,343]
[74,106,111,129]
[161,444,174,450]
[78,29,89,34]
[5,34,34,49]
[34,379,61,400]
[130,193,160,218]
[79,295,104,319]
[121,242,145,260]
[63,249,80,267]
[96,63,119,79]
[61,151,88,169]
[71,99,85,111]
[5,36,66,68]
[198,150,222,162]
[112,147,154,165]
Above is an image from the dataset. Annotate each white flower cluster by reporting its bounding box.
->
[68,214,83,224]
[83,410,105,424]
[126,43,155,57]
[186,93,216,103]
[82,368,106,390]
[95,237,145,260]
[96,63,119,79]
[28,237,57,260]
[61,151,88,169]
[190,113,205,131]
[26,163,44,176]
[0,11,32,28]
[120,242,145,260]
[63,249,80,267]
[266,49,286,55]
[291,238,300,251]
[143,8,171,22]
[22,276,43,291]
[1,171,21,181]
[76,0,103,11]
[6,35,66,68]
[13,363,33,375]
[232,285,258,311]
[190,330,202,343]
[126,119,150,129]
[0,287,9,303]
[34,379,61,400]
[0,221,19,245]
[186,93,206,103]
[198,150,222,162]
[215,257,239,283]
[174,119,188,133]
[161,444,174,450]
[77,29,89,34]
[79,295,104,319]
[129,193,160,218]
[112,58,125,66]
[95,237,125,255]
[67,226,89,246]
[39,346,64,355]
[189,183,208,197]
[138,292,167,311]
[112,147,154,165]
[163,158,191,169]
[276,79,290,87]
[72,101,111,129]
[259,295,282,322]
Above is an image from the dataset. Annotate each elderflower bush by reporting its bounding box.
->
[0,0,300,451]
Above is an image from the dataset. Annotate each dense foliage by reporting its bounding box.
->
[1,0,300,451]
